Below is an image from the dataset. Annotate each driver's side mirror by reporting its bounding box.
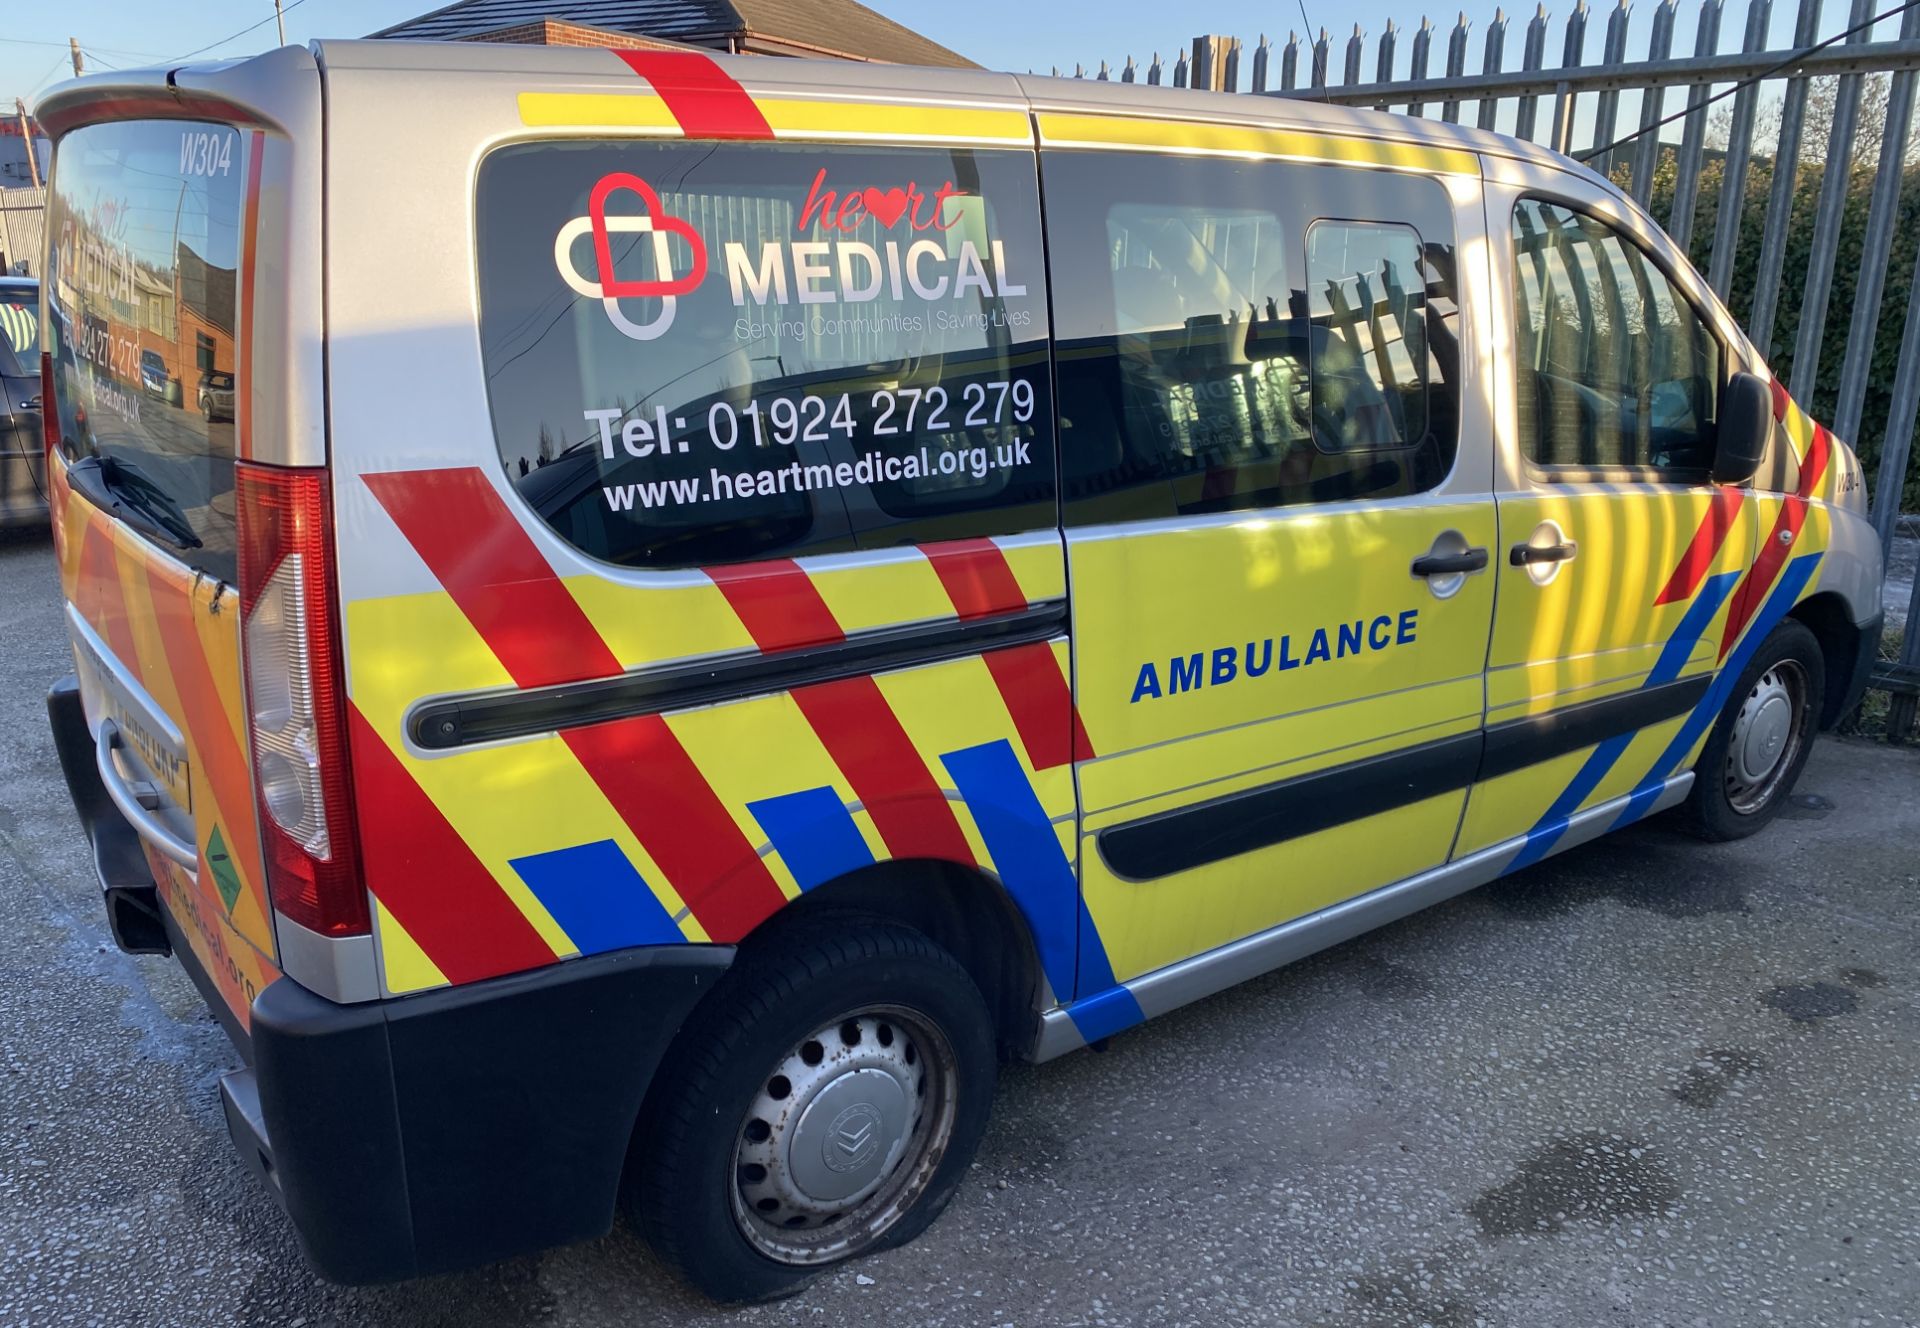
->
[1713,371,1773,485]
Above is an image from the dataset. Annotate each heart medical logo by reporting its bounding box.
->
[554,172,707,341]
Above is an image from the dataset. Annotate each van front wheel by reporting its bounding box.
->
[1682,618,1825,841]
[632,917,996,1302]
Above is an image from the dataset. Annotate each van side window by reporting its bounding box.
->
[1306,221,1432,453]
[1044,151,1459,525]
[475,142,1055,570]
[1511,199,1721,474]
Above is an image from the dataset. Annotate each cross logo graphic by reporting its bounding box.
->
[553,172,707,342]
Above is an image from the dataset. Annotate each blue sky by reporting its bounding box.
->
[0,0,1897,107]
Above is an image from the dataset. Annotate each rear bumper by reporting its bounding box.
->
[240,941,731,1283]
[51,672,735,1283]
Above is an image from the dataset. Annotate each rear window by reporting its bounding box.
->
[476,141,1054,570]
[45,120,244,578]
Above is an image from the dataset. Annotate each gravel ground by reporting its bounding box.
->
[3,523,1918,1328]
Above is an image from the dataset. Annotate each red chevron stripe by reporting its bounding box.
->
[364,468,619,688]
[366,467,785,940]
[922,539,1095,769]
[350,705,556,983]
[562,714,784,941]
[705,559,975,861]
[1654,486,1745,606]
[75,516,141,672]
[612,50,773,140]
[921,538,1027,618]
[1717,419,1833,659]
[704,559,842,651]
[791,675,976,861]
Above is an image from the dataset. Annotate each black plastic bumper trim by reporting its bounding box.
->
[1097,672,1714,882]
[410,602,1066,749]
[1477,673,1709,783]
[1098,730,1486,882]
[248,944,733,1283]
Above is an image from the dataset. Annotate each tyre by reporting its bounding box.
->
[631,915,996,1302]
[1681,618,1825,841]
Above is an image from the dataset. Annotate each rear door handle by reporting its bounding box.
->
[1510,539,1578,566]
[1411,548,1490,578]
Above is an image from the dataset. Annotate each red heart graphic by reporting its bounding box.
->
[862,186,910,229]
[589,172,707,299]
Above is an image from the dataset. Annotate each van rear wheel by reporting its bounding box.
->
[631,916,995,1302]
[1682,618,1824,841]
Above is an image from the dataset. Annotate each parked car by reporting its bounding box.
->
[137,348,171,400]
[37,43,1886,1302]
[197,370,234,422]
[0,276,45,528]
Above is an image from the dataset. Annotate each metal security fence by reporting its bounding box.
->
[0,185,46,277]
[1071,0,1920,736]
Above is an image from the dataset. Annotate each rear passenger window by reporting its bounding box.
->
[1307,221,1430,452]
[475,142,1054,570]
[1043,152,1459,525]
[1511,199,1722,474]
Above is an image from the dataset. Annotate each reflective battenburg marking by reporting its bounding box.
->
[940,739,1144,1040]
[749,786,876,891]
[509,839,686,954]
[1507,568,1743,872]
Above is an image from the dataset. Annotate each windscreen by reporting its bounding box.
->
[45,120,244,579]
[476,141,1055,570]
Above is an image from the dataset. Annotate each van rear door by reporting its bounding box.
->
[45,116,280,1026]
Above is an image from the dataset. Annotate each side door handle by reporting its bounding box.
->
[1510,539,1578,566]
[1411,547,1490,578]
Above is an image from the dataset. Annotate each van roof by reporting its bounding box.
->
[38,38,1613,195]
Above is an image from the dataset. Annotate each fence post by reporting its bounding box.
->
[1891,604,1920,744]
[1548,2,1590,152]
[1174,48,1190,87]
[1409,18,1434,117]
[1282,33,1300,92]
[1832,0,1920,446]
[1591,0,1632,176]
[1377,20,1399,110]
[1707,0,1775,298]
[1516,4,1551,140]
[1629,0,1679,203]
[1479,9,1510,130]
[1667,0,1723,254]
[1346,25,1366,88]
[1224,37,1243,92]
[1250,37,1268,92]
[1147,52,1163,85]
[1748,0,1826,356]
[1312,27,1331,91]
[1443,13,1473,123]
[1788,0,1875,400]
[1122,55,1138,83]
[1871,243,1920,559]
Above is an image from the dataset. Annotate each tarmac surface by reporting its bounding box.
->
[2,522,1918,1327]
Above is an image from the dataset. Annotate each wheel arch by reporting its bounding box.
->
[1789,590,1861,728]
[736,859,1050,1061]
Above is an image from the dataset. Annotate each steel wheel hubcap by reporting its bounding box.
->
[1725,661,1807,814]
[730,1007,956,1265]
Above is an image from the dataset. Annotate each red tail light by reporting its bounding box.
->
[236,461,367,938]
[40,351,58,460]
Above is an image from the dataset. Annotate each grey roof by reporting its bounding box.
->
[371,0,976,67]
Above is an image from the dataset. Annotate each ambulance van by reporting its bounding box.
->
[35,42,1884,1299]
